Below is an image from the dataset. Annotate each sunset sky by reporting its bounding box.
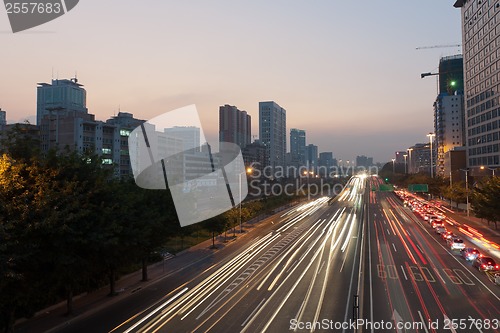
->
[0,1,462,163]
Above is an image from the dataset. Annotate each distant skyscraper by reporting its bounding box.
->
[395,151,406,164]
[408,143,431,175]
[290,128,306,168]
[242,140,267,172]
[0,108,6,131]
[259,101,286,172]
[36,78,88,125]
[454,0,500,169]
[318,152,334,177]
[306,144,318,170]
[219,104,251,149]
[356,155,373,168]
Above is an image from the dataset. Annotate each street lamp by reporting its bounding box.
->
[480,165,496,177]
[238,167,253,233]
[403,154,408,174]
[427,133,435,178]
[391,158,395,174]
[460,168,469,217]
[407,148,413,174]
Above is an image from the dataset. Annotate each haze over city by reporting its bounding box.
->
[1,1,462,162]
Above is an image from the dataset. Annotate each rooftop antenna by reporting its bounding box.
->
[74,71,78,83]
[51,67,54,80]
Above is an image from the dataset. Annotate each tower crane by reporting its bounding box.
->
[415,44,461,50]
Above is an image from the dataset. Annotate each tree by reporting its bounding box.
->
[201,215,226,249]
[471,177,500,229]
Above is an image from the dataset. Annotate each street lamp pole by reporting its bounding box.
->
[392,158,395,174]
[407,148,413,174]
[403,154,408,174]
[238,168,252,233]
[460,168,469,217]
[427,133,435,178]
[238,172,243,233]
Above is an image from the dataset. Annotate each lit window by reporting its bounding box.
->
[120,129,131,137]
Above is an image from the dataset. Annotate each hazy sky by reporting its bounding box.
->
[0,1,462,163]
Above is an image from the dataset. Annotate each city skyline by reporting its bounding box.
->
[0,1,462,162]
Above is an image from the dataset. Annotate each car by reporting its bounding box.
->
[460,248,481,261]
[473,257,499,271]
[435,226,446,234]
[431,220,445,229]
[441,231,454,240]
[447,237,466,250]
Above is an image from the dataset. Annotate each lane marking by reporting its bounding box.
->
[392,243,397,252]
[400,265,408,280]
[123,287,188,333]
[417,311,430,333]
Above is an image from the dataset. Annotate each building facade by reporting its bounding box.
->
[36,78,88,125]
[0,108,6,131]
[242,140,267,172]
[356,155,373,168]
[434,93,465,177]
[289,128,306,169]
[306,144,318,171]
[408,143,431,175]
[438,54,464,95]
[454,0,500,171]
[259,101,286,174]
[318,152,335,177]
[219,104,251,149]
[106,112,145,177]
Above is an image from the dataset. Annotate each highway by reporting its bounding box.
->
[362,176,500,333]
[50,175,500,333]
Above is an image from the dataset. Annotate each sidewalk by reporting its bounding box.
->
[14,203,296,333]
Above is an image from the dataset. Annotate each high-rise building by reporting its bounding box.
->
[318,152,334,177]
[434,92,465,177]
[242,140,267,172]
[259,101,286,173]
[36,78,88,125]
[219,104,251,149]
[306,144,318,171]
[395,151,406,164]
[290,128,306,168]
[106,112,146,177]
[356,155,373,168]
[438,54,464,95]
[0,108,6,131]
[408,143,431,175]
[40,110,147,178]
[454,0,500,170]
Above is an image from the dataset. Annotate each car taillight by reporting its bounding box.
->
[482,264,486,268]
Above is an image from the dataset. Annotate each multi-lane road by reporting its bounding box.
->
[363,177,499,333]
[50,175,499,333]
